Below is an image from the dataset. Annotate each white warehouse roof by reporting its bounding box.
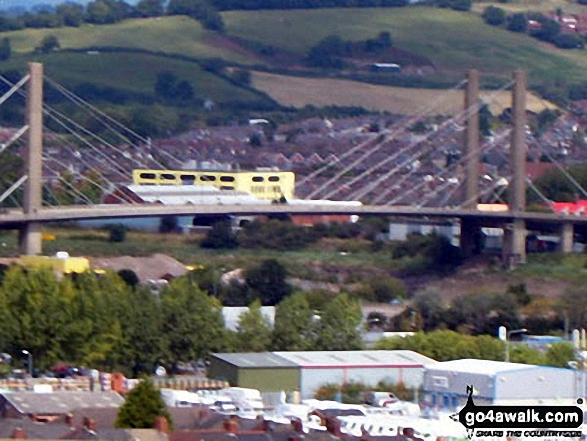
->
[426,359,536,375]
[273,350,435,367]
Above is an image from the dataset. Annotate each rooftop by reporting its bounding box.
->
[425,359,537,375]
[1,391,124,415]
[273,350,435,367]
[210,353,299,369]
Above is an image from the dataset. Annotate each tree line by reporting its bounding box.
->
[0,0,223,33]
[482,6,584,50]
[0,265,364,377]
[374,329,575,368]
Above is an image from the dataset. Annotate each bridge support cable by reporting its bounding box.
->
[382,128,509,206]
[45,77,170,170]
[340,80,516,203]
[42,161,97,205]
[343,97,491,203]
[41,108,130,182]
[42,153,132,205]
[412,131,510,207]
[0,125,29,155]
[41,125,136,205]
[487,147,556,211]
[533,143,587,200]
[0,75,155,178]
[457,174,511,209]
[40,104,151,172]
[0,175,27,205]
[0,74,29,107]
[298,79,468,192]
[0,75,134,183]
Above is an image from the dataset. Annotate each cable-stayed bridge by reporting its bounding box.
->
[0,63,585,265]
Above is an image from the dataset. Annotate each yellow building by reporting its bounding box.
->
[132,169,295,201]
[20,252,90,274]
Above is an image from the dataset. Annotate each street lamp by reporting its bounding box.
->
[21,350,32,377]
[498,327,528,362]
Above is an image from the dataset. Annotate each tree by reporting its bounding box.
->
[86,1,115,24]
[154,71,178,99]
[160,277,226,362]
[483,6,506,26]
[200,220,238,249]
[235,300,272,352]
[272,292,315,351]
[559,285,587,329]
[38,35,60,53]
[136,0,165,17]
[249,132,262,147]
[507,13,527,32]
[115,378,172,428]
[107,224,127,243]
[315,293,364,351]
[118,269,140,289]
[411,288,446,331]
[245,259,291,306]
[159,216,179,233]
[57,3,84,26]
[545,342,574,368]
[232,69,251,86]
[530,16,561,42]
[0,38,11,61]
[377,31,393,47]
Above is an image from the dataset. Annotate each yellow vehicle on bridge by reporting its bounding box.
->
[132,169,295,201]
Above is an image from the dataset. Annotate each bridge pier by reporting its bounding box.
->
[560,222,574,253]
[460,218,482,257]
[19,222,42,255]
[21,62,43,255]
[502,219,526,268]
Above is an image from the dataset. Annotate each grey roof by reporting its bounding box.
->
[2,391,124,415]
[212,351,435,369]
[211,353,299,369]
[425,359,537,375]
[273,350,435,368]
[0,418,71,439]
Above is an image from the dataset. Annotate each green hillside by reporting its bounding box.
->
[1,51,268,106]
[222,7,587,85]
[3,16,253,64]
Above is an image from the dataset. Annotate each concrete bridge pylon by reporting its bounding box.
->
[19,62,43,255]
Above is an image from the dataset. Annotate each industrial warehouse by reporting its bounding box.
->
[208,350,436,398]
[422,359,584,409]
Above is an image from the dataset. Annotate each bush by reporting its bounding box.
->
[107,224,127,243]
[201,220,238,249]
[483,6,506,26]
[368,276,407,303]
[239,220,319,250]
[118,269,140,289]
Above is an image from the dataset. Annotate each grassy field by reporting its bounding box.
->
[0,227,401,274]
[252,71,557,115]
[223,7,587,85]
[1,16,255,64]
[0,51,269,106]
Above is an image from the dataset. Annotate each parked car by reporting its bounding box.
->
[364,391,399,407]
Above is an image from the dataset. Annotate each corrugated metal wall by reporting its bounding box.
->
[495,367,580,401]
